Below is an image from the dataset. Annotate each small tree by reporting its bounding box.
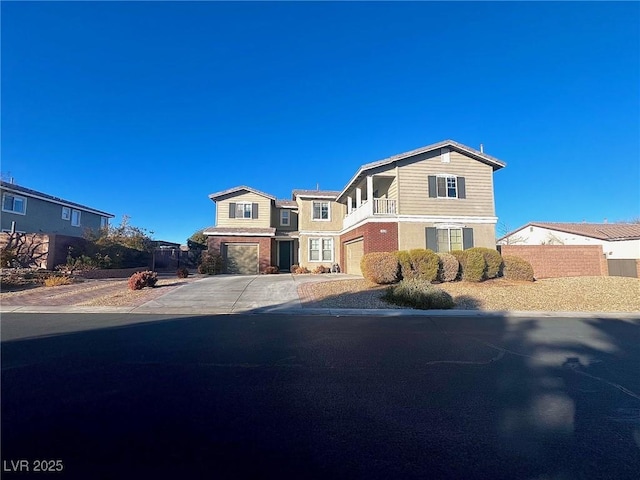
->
[187,229,208,267]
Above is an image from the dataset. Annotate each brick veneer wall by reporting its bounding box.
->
[340,222,398,270]
[500,245,608,279]
[206,236,272,273]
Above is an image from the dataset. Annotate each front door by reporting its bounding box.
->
[278,241,292,272]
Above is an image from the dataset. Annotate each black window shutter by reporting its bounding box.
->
[426,227,437,251]
[457,177,466,199]
[428,176,437,198]
[463,228,474,249]
[229,203,236,218]
[252,203,259,219]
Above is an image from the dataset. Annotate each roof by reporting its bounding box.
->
[0,180,114,217]
[208,185,275,201]
[502,222,640,242]
[275,199,297,208]
[203,226,276,237]
[336,139,506,201]
[292,189,341,200]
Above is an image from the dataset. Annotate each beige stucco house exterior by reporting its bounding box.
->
[204,139,506,274]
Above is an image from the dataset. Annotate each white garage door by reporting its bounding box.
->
[225,244,259,274]
[345,239,364,276]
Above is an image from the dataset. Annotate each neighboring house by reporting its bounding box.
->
[1,180,114,237]
[204,139,506,274]
[498,222,640,259]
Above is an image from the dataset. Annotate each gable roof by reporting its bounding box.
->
[292,189,341,200]
[275,199,298,208]
[208,185,275,201]
[336,139,506,201]
[502,222,640,242]
[0,180,114,217]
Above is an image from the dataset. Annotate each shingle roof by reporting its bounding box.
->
[203,226,275,236]
[336,139,506,201]
[208,186,275,201]
[507,222,640,241]
[0,180,114,217]
[291,189,341,199]
[275,199,297,208]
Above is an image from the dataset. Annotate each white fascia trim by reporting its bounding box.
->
[298,230,341,236]
[2,187,114,217]
[204,232,275,237]
[339,215,498,236]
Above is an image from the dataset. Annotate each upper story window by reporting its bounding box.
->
[101,217,109,229]
[71,209,81,227]
[2,193,26,215]
[428,175,466,199]
[280,209,290,226]
[312,201,330,221]
[236,203,252,219]
[62,207,71,220]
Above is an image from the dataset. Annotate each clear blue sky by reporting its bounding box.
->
[2,1,639,244]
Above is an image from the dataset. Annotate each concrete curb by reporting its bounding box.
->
[1,305,638,319]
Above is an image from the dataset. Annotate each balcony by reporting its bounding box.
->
[343,198,397,230]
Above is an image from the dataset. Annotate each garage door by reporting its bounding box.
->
[345,238,364,276]
[225,244,259,274]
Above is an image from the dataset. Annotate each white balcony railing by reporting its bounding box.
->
[343,198,397,229]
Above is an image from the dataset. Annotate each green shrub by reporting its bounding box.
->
[176,267,189,278]
[382,279,454,310]
[198,251,223,275]
[395,250,413,280]
[408,249,439,282]
[437,253,460,282]
[462,250,485,282]
[361,252,400,284]
[128,270,158,290]
[503,255,535,281]
[467,247,503,279]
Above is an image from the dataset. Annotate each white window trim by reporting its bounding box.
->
[101,217,109,228]
[308,237,334,262]
[312,201,331,221]
[71,209,81,227]
[436,174,458,199]
[62,206,71,220]
[235,202,253,220]
[280,209,290,226]
[2,193,27,215]
[436,227,463,253]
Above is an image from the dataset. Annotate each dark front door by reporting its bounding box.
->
[278,241,292,272]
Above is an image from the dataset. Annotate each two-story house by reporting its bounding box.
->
[204,139,506,275]
[1,180,114,237]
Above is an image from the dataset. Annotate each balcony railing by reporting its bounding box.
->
[373,198,397,215]
[343,198,397,229]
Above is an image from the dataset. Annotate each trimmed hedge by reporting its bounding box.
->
[408,249,439,282]
[503,255,535,281]
[461,250,485,282]
[437,252,460,282]
[396,250,413,280]
[382,279,454,310]
[467,247,503,279]
[198,252,223,275]
[361,252,399,284]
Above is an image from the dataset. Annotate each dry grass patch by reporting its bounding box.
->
[301,276,640,312]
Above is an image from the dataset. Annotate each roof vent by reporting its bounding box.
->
[480,143,484,153]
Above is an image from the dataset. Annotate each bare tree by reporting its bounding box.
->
[1,233,48,268]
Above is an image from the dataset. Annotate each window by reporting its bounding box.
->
[280,210,290,226]
[71,209,81,227]
[312,201,330,220]
[101,217,109,228]
[236,203,252,219]
[437,175,457,198]
[437,228,463,253]
[309,237,333,262]
[62,207,71,220]
[2,194,26,214]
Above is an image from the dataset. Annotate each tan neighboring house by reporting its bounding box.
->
[204,139,506,274]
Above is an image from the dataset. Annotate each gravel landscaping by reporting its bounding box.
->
[299,276,640,312]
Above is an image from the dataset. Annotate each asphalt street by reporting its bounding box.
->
[2,312,639,479]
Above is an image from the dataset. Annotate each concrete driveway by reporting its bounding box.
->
[133,273,359,314]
